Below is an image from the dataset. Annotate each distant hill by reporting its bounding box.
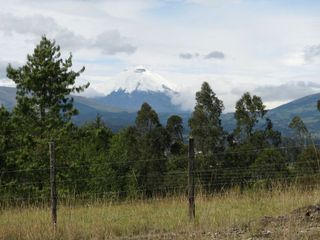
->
[0,86,319,135]
[0,86,136,131]
[220,93,320,137]
[268,93,320,137]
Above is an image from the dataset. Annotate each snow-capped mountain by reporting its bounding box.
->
[92,66,183,113]
[110,66,178,94]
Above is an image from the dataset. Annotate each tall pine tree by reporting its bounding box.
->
[7,36,89,132]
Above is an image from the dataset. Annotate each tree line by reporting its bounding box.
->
[0,37,320,202]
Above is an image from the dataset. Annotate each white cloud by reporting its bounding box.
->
[253,81,320,102]
[0,12,137,55]
[0,0,320,112]
[282,52,305,66]
[0,13,59,36]
[76,85,105,98]
[92,30,137,55]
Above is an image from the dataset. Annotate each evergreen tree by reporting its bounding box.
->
[7,36,89,131]
[0,106,17,192]
[4,36,89,199]
[135,103,170,196]
[188,81,224,154]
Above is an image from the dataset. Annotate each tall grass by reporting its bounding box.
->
[1,185,320,239]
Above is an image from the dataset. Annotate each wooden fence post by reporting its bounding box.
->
[188,137,195,220]
[49,141,57,229]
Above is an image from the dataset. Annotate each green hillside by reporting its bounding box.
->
[0,86,135,131]
[268,93,320,136]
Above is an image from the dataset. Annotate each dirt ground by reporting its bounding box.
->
[120,204,320,240]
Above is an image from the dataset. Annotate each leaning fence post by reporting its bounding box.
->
[49,141,57,229]
[188,137,195,220]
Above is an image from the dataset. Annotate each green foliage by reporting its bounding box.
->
[189,81,225,154]
[0,106,13,152]
[263,118,282,147]
[289,116,311,147]
[1,36,90,200]
[295,147,320,175]
[135,102,160,134]
[289,116,309,137]
[234,92,267,140]
[107,126,140,195]
[7,36,88,131]
[251,149,288,180]
[166,115,183,142]
[0,106,17,192]
[166,115,184,155]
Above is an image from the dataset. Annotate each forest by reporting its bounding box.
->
[1,36,320,203]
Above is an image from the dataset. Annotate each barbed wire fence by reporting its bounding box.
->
[1,137,320,230]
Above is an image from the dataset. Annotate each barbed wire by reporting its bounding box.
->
[1,163,320,189]
[1,154,319,177]
[212,143,320,157]
[1,157,320,189]
[1,139,320,158]
[1,171,319,197]
[1,179,320,204]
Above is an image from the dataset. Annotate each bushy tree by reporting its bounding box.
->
[107,126,140,196]
[251,149,288,180]
[7,36,88,132]
[295,147,320,175]
[166,115,184,155]
[3,36,89,199]
[189,81,225,154]
[234,92,267,141]
[166,115,183,142]
[289,116,310,146]
[135,102,159,134]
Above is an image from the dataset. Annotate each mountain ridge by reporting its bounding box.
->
[0,86,319,135]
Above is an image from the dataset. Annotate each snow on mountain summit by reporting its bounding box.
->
[110,66,178,94]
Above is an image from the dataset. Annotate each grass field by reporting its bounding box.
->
[1,186,320,239]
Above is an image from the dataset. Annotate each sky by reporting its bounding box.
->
[0,0,319,112]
